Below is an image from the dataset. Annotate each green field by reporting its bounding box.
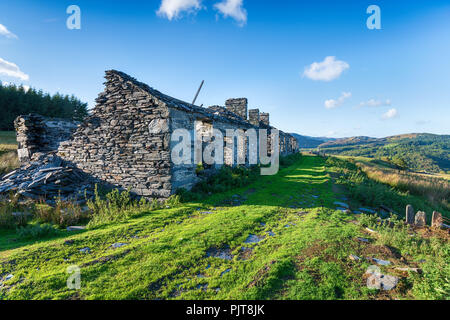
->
[0,132,18,176]
[1,155,448,300]
[0,132,17,147]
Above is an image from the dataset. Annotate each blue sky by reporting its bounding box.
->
[1,0,449,138]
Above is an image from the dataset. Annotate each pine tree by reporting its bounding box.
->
[0,83,88,131]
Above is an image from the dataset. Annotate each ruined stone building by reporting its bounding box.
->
[2,71,298,200]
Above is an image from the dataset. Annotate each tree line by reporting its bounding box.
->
[0,83,88,131]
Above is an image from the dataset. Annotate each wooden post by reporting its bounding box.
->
[192,80,205,106]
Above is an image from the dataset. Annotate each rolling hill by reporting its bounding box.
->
[289,133,336,149]
[294,133,450,174]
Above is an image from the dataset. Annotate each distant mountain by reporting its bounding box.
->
[318,136,379,148]
[313,133,450,174]
[290,133,336,148]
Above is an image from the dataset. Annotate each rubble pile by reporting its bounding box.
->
[0,153,95,204]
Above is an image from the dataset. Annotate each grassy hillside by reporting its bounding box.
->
[341,156,449,209]
[314,133,450,174]
[1,155,448,300]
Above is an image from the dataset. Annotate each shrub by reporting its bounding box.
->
[0,194,30,229]
[195,163,205,175]
[0,209,16,229]
[165,195,181,208]
[87,187,134,227]
[179,165,259,202]
[280,153,302,168]
[16,223,59,239]
[34,198,90,228]
[390,156,408,170]
[357,213,378,228]
[87,186,172,228]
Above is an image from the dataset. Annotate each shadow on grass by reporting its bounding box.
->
[0,228,87,253]
[200,155,337,212]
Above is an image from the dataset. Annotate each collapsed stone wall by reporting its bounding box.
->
[14,115,79,163]
[6,70,299,200]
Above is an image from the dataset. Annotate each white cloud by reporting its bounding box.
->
[0,57,29,81]
[214,0,247,26]
[359,98,391,108]
[0,24,17,39]
[303,56,349,81]
[382,108,398,120]
[324,92,352,109]
[157,0,202,20]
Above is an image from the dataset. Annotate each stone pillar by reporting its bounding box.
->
[225,98,248,120]
[415,211,426,227]
[432,211,443,228]
[260,112,270,126]
[248,109,260,127]
[14,114,44,163]
[405,205,415,225]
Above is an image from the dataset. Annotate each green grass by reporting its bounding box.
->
[326,157,449,219]
[0,131,18,175]
[0,131,17,147]
[0,155,448,300]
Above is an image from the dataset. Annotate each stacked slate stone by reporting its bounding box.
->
[0,153,95,204]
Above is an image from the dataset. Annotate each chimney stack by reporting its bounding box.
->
[260,112,270,126]
[248,109,260,126]
[225,98,248,120]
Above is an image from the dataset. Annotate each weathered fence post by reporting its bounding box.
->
[431,211,443,228]
[405,205,414,225]
[415,211,426,227]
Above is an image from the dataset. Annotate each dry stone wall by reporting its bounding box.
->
[57,71,173,198]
